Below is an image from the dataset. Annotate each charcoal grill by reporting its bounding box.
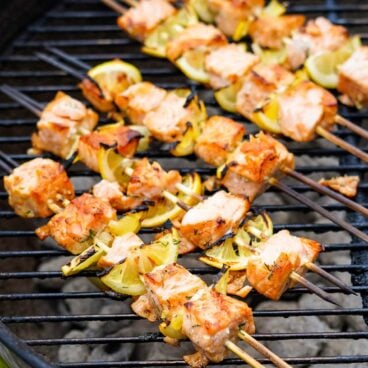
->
[0,0,368,366]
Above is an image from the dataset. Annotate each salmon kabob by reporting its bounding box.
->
[18,52,367,211]
[2,68,367,242]
[100,0,368,161]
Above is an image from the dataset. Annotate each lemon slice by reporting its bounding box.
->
[214,81,242,113]
[176,49,210,83]
[262,0,286,17]
[159,313,186,340]
[88,59,142,95]
[189,0,214,23]
[200,238,251,271]
[101,256,146,296]
[252,97,282,134]
[305,36,361,89]
[62,245,104,276]
[233,20,251,41]
[97,147,132,185]
[141,172,202,228]
[108,213,142,236]
[143,6,198,58]
[140,230,179,266]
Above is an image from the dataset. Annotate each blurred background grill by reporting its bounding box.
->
[0,0,368,367]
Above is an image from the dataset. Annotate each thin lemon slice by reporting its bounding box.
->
[159,313,186,340]
[140,230,179,266]
[88,59,142,92]
[143,6,198,58]
[141,172,202,228]
[233,20,251,41]
[252,97,282,134]
[176,49,210,84]
[101,256,146,296]
[262,0,287,16]
[214,81,242,113]
[62,245,104,276]
[189,0,214,23]
[305,36,361,89]
[201,238,251,271]
[97,147,132,185]
[108,213,142,236]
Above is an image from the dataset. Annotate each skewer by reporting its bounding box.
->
[335,115,368,141]
[238,330,292,368]
[45,47,91,71]
[35,52,89,84]
[102,0,127,14]
[289,272,341,307]
[269,178,368,243]
[0,151,18,174]
[0,85,42,117]
[317,126,368,163]
[305,262,358,296]
[35,52,106,98]
[120,0,138,8]
[283,167,368,218]
[224,340,266,368]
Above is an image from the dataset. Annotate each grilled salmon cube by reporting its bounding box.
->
[127,158,182,200]
[166,23,228,61]
[142,263,206,320]
[278,80,337,142]
[32,92,98,159]
[98,232,143,268]
[246,230,322,300]
[205,44,260,89]
[338,47,368,108]
[93,180,143,211]
[208,0,264,37]
[180,190,250,249]
[221,132,294,201]
[115,82,167,124]
[319,175,360,198]
[142,91,197,143]
[182,287,255,363]
[35,193,117,255]
[78,125,142,172]
[249,14,305,49]
[117,0,176,41]
[286,17,349,70]
[236,63,294,120]
[3,158,74,218]
[194,116,245,166]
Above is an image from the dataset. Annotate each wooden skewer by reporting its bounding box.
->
[35,52,105,97]
[45,46,91,71]
[283,167,368,218]
[224,340,266,368]
[120,0,138,7]
[36,52,88,82]
[269,178,368,244]
[1,85,42,117]
[335,115,368,141]
[290,272,341,307]
[316,126,368,163]
[238,330,292,368]
[101,0,127,14]
[0,159,12,174]
[305,262,357,296]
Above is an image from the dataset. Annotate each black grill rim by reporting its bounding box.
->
[0,0,368,367]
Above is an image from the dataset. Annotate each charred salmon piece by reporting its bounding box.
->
[4,158,74,218]
[35,193,116,255]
